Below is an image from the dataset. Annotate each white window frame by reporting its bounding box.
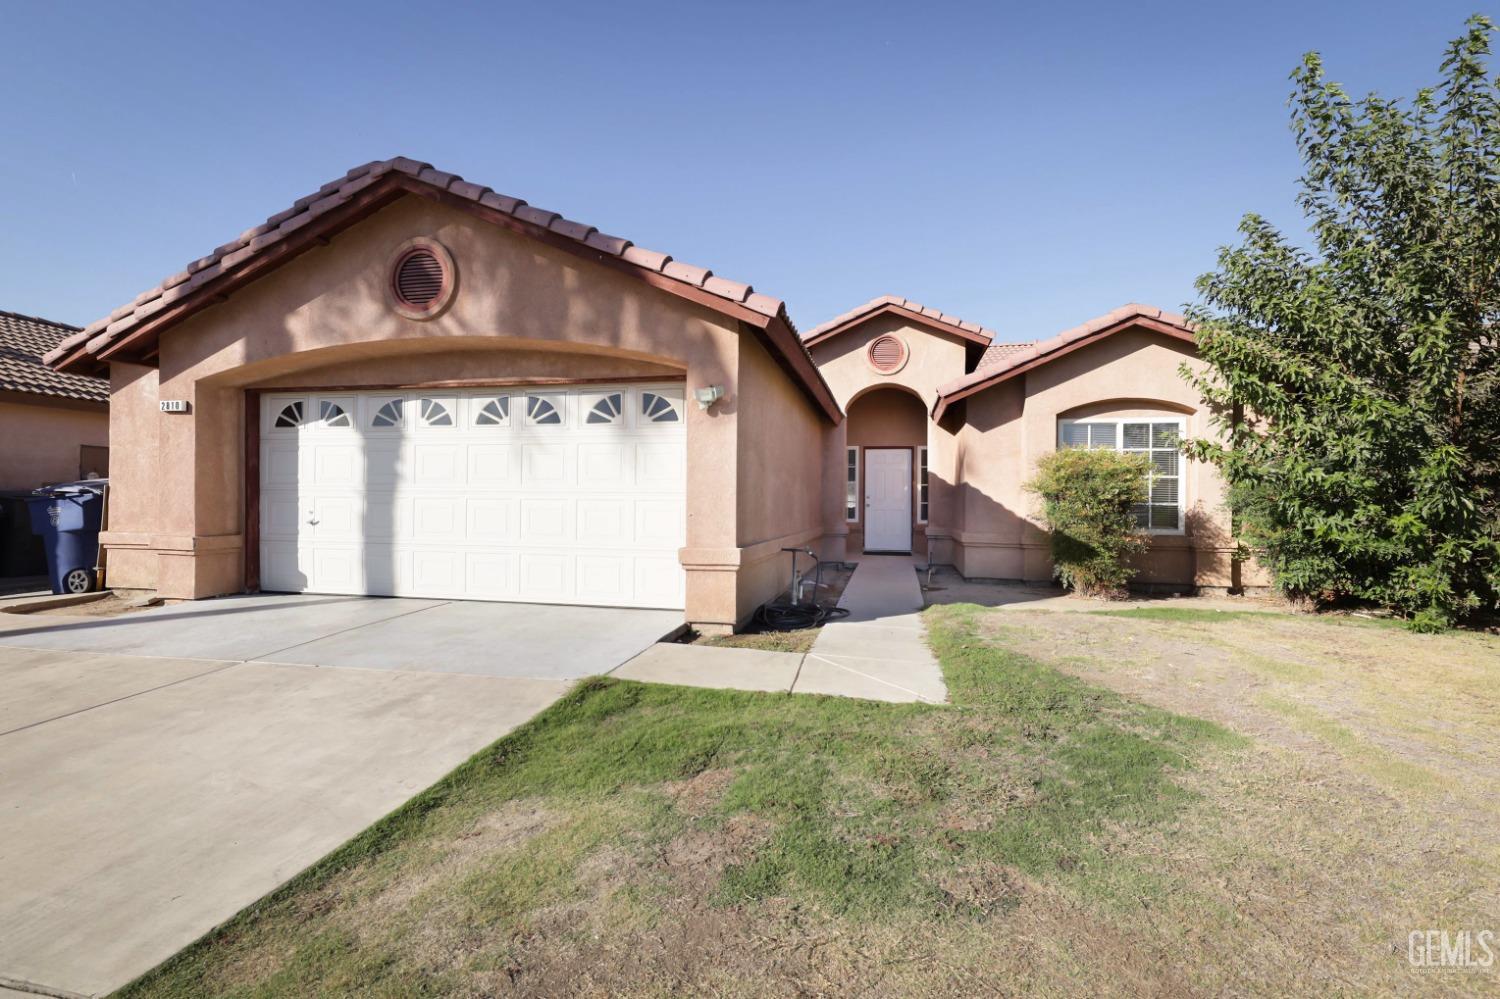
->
[845,447,860,523]
[916,445,929,524]
[1056,417,1186,535]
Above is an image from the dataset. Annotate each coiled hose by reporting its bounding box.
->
[754,598,849,631]
[753,552,851,631]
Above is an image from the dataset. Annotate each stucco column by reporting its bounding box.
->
[679,348,740,632]
[819,419,849,563]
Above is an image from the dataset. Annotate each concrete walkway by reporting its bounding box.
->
[802,555,947,702]
[614,556,947,704]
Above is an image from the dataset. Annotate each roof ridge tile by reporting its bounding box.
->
[47,157,795,375]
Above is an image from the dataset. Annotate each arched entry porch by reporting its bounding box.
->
[844,385,928,555]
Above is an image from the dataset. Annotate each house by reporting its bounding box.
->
[1,310,109,491]
[45,158,1250,632]
[807,296,1251,590]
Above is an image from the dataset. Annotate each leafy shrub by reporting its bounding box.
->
[1186,16,1500,630]
[1027,448,1149,598]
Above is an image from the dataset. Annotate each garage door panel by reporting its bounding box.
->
[261,385,685,609]
[362,545,407,595]
[577,443,629,486]
[577,499,629,545]
[262,493,303,538]
[311,547,362,593]
[361,496,409,540]
[465,551,519,597]
[518,553,572,600]
[263,442,304,488]
[261,542,310,592]
[636,500,686,547]
[635,557,685,607]
[467,444,516,486]
[410,549,462,595]
[521,444,570,486]
[577,555,631,603]
[412,444,463,486]
[635,443,685,489]
[364,443,409,485]
[311,496,361,538]
[312,444,360,486]
[412,496,464,541]
[465,498,516,543]
[519,498,573,543]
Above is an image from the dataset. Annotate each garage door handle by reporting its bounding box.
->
[306,511,319,526]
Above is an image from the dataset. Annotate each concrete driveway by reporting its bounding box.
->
[0,595,678,997]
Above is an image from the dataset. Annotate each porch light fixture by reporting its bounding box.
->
[694,385,725,411]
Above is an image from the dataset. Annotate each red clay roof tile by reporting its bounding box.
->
[935,303,1195,408]
[662,261,711,286]
[513,205,559,228]
[802,295,996,347]
[549,218,596,242]
[43,157,800,381]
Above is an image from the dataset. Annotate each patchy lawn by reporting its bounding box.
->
[119,606,1500,997]
[697,627,823,654]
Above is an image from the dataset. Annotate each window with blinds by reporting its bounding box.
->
[1057,418,1183,531]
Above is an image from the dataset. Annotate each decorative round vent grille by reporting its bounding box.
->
[395,250,444,306]
[387,238,456,319]
[868,334,908,373]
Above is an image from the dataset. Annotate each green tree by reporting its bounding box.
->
[1187,15,1500,630]
[1026,448,1149,598]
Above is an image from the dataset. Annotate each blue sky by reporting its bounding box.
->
[0,1,1488,342]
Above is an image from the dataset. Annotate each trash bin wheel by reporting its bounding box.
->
[63,568,95,594]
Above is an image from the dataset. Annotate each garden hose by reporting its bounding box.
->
[753,548,851,631]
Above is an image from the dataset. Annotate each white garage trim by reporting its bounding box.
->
[258,383,687,609]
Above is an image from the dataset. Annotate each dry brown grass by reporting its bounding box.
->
[126,608,1500,998]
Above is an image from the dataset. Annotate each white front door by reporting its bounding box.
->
[864,448,912,552]
[258,384,688,609]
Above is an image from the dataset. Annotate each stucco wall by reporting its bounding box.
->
[951,326,1248,589]
[728,332,831,627]
[0,397,108,492]
[99,193,831,627]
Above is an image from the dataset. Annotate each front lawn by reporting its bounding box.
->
[120,606,1500,997]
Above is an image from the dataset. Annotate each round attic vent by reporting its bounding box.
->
[867,334,908,374]
[387,238,456,319]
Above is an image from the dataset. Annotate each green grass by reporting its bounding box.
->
[117,604,1238,997]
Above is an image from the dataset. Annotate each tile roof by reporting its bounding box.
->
[973,341,1037,372]
[801,295,996,347]
[45,157,793,371]
[933,303,1195,418]
[0,309,108,404]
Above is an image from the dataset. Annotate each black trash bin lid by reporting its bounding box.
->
[31,478,108,498]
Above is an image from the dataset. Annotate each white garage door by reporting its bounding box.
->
[258,384,687,609]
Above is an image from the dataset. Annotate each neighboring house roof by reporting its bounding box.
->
[933,303,1195,420]
[45,157,841,423]
[0,309,109,405]
[802,295,996,348]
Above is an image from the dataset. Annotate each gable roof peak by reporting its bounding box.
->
[932,302,1196,420]
[45,156,790,374]
[802,295,995,347]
